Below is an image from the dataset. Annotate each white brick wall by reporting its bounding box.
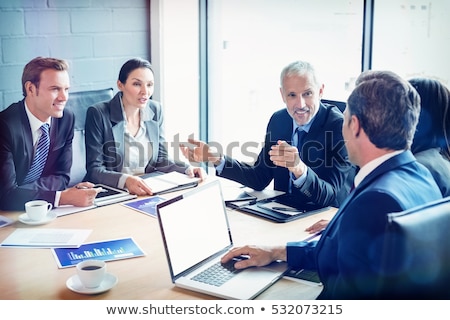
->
[0,0,150,110]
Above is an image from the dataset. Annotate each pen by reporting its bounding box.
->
[76,185,107,193]
[225,197,256,203]
[271,206,304,212]
[256,204,304,214]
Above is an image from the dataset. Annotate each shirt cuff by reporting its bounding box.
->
[214,156,226,174]
[118,174,130,190]
[184,166,193,175]
[291,166,308,188]
[54,191,61,207]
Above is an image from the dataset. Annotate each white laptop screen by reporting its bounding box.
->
[157,181,232,277]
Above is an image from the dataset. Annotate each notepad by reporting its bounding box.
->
[0,228,92,248]
[142,171,200,195]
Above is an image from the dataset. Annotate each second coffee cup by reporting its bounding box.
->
[76,260,106,288]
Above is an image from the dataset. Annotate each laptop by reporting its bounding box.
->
[156,179,287,299]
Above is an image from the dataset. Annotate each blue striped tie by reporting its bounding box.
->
[23,123,50,184]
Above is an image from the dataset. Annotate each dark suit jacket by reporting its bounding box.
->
[219,103,355,207]
[286,150,443,299]
[0,100,74,210]
[84,92,187,187]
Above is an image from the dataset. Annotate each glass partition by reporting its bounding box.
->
[207,0,364,160]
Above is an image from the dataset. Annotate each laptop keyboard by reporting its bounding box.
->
[192,261,239,287]
[191,256,247,287]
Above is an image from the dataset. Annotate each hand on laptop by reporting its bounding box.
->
[221,255,249,272]
[220,245,287,269]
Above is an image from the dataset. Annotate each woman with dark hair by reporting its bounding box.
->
[409,77,450,197]
[84,58,203,196]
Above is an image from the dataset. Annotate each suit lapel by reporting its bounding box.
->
[142,106,158,164]
[300,103,327,144]
[271,109,293,144]
[355,150,416,192]
[18,102,35,168]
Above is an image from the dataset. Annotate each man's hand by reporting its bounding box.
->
[125,176,154,196]
[180,138,222,165]
[305,219,330,234]
[220,245,286,270]
[60,183,101,207]
[269,140,306,178]
[186,166,206,181]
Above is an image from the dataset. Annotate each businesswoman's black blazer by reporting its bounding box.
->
[84,92,187,188]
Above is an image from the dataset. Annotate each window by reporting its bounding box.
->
[150,0,199,162]
[153,0,448,164]
[207,0,363,160]
[372,0,450,85]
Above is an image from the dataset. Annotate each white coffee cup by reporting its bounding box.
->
[24,200,53,221]
[76,260,106,288]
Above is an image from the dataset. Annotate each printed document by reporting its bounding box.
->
[0,228,92,248]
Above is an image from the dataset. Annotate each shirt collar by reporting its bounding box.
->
[354,149,405,187]
[24,101,51,133]
[292,112,315,134]
[119,93,150,124]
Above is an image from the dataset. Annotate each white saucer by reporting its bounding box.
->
[18,211,57,225]
[66,273,118,295]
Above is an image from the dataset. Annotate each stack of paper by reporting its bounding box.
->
[0,228,92,248]
[142,171,200,194]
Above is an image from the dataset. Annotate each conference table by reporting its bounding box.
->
[0,178,337,300]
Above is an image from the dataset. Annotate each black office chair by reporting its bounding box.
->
[380,196,450,299]
[321,99,346,113]
[64,88,114,186]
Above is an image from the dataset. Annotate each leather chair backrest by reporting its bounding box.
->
[65,88,114,186]
[382,196,450,299]
[321,99,346,113]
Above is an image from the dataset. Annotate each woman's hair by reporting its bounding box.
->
[409,78,450,160]
[347,70,421,150]
[118,57,153,84]
[22,56,69,97]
